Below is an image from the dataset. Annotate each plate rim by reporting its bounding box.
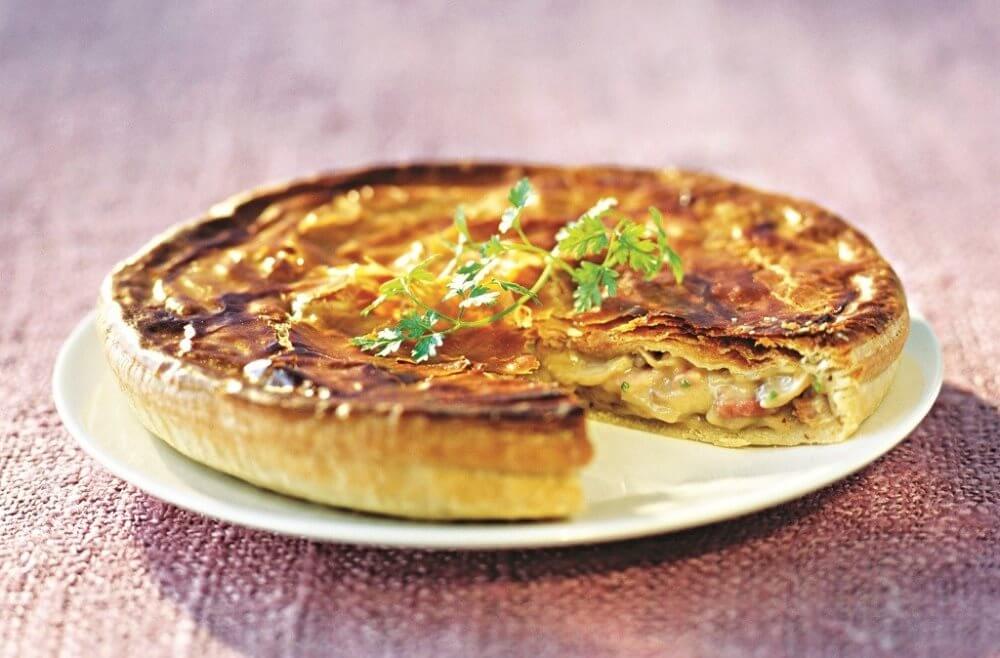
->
[53,311,943,550]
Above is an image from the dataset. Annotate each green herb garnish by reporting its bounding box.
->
[352,178,683,362]
[621,381,631,393]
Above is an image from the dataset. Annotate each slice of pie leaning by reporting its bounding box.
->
[99,163,909,520]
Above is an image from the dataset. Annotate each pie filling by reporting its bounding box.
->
[539,349,830,431]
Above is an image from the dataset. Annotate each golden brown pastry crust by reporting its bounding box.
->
[99,292,588,519]
[99,162,908,518]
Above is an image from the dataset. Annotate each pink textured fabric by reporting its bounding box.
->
[2,2,999,656]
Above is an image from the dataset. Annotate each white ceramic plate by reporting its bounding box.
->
[54,312,942,550]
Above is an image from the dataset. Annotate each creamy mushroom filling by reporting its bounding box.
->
[540,349,828,430]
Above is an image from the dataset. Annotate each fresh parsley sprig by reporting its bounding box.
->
[351,178,683,362]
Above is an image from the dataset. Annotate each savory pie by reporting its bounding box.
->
[99,163,908,520]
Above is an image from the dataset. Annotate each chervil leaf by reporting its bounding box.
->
[649,207,684,284]
[378,277,405,296]
[376,340,403,357]
[398,310,440,339]
[496,279,540,304]
[507,178,535,209]
[445,260,483,299]
[396,315,426,340]
[351,326,404,357]
[584,197,618,219]
[355,311,442,360]
[411,332,444,363]
[446,256,495,298]
[443,276,471,300]
[648,206,667,237]
[456,260,483,276]
[498,207,518,234]
[377,327,401,340]
[556,214,609,258]
[664,245,684,284]
[454,206,472,242]
[472,258,495,284]
[350,334,378,350]
[499,178,536,234]
[571,261,619,312]
[606,220,658,275]
[479,235,507,257]
[406,257,438,283]
[459,287,500,308]
[555,197,617,258]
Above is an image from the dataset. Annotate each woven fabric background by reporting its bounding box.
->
[2,2,998,656]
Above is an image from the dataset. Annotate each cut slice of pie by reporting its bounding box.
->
[99,163,908,520]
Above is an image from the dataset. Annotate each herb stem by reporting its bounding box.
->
[515,221,532,247]
[463,260,554,328]
[502,242,575,275]
[399,273,458,325]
